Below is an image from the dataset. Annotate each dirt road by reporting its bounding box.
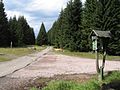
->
[0,47,52,77]
[8,53,120,78]
[0,48,120,90]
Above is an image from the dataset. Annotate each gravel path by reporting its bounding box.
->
[8,53,120,78]
[0,47,52,77]
[0,49,120,90]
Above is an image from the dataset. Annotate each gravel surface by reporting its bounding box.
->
[8,54,120,78]
[0,48,120,90]
[0,47,52,77]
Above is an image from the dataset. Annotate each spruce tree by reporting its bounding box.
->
[29,27,35,45]
[37,23,47,46]
[83,0,97,30]
[8,16,18,46]
[0,0,10,47]
[67,0,82,51]
[47,0,82,51]
[9,16,35,46]
[54,9,66,48]
[81,0,97,51]
[47,21,57,45]
[95,0,120,55]
[66,0,74,51]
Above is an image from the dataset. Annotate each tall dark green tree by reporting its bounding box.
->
[47,21,57,45]
[83,0,97,30]
[95,0,120,55]
[54,9,67,48]
[37,23,47,46]
[17,16,26,46]
[47,0,83,51]
[67,0,82,51]
[0,0,10,47]
[81,0,97,51]
[8,16,18,46]
[29,27,35,45]
[9,16,35,46]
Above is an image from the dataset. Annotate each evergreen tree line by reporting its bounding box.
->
[36,23,48,46]
[47,0,120,55]
[9,16,35,47]
[0,1,35,47]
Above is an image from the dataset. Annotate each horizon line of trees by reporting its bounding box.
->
[9,16,36,47]
[0,1,48,47]
[0,0,120,56]
[0,1,35,47]
[47,0,120,55]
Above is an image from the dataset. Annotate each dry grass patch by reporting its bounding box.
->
[0,46,46,62]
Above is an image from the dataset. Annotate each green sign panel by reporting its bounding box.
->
[92,40,97,50]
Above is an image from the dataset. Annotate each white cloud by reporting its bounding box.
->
[6,10,35,22]
[4,0,86,37]
[25,0,68,12]
[6,10,22,19]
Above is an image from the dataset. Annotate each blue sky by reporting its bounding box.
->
[3,0,86,36]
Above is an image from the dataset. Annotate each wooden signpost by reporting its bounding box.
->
[90,30,111,80]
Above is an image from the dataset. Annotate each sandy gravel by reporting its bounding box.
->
[0,49,120,90]
[0,47,52,77]
[8,53,120,78]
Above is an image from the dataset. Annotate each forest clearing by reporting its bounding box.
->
[0,0,120,90]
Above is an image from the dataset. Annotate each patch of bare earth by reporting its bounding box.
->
[26,74,95,89]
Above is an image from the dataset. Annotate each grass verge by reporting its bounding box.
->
[54,49,120,61]
[0,56,10,62]
[0,45,46,62]
[31,71,120,90]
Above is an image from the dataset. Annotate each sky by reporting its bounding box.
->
[3,0,86,36]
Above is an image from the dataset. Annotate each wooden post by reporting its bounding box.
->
[90,30,111,81]
[10,41,13,48]
[99,66,104,81]
[96,49,100,73]
[99,39,107,81]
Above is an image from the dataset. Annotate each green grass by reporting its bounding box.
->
[42,80,99,90]
[31,71,120,90]
[0,45,46,62]
[30,87,38,90]
[103,71,120,83]
[54,49,120,61]
[0,56,10,62]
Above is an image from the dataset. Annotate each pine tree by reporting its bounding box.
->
[8,16,18,46]
[29,27,35,45]
[0,1,10,47]
[54,9,66,48]
[83,0,97,30]
[81,0,97,51]
[47,22,56,45]
[37,23,47,46]
[16,16,35,46]
[95,0,120,55]
[67,0,82,51]
[9,16,35,47]
[47,0,82,51]
[47,21,59,46]
[16,16,24,46]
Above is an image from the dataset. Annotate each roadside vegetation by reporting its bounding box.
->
[0,46,46,62]
[54,49,120,61]
[30,71,120,90]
